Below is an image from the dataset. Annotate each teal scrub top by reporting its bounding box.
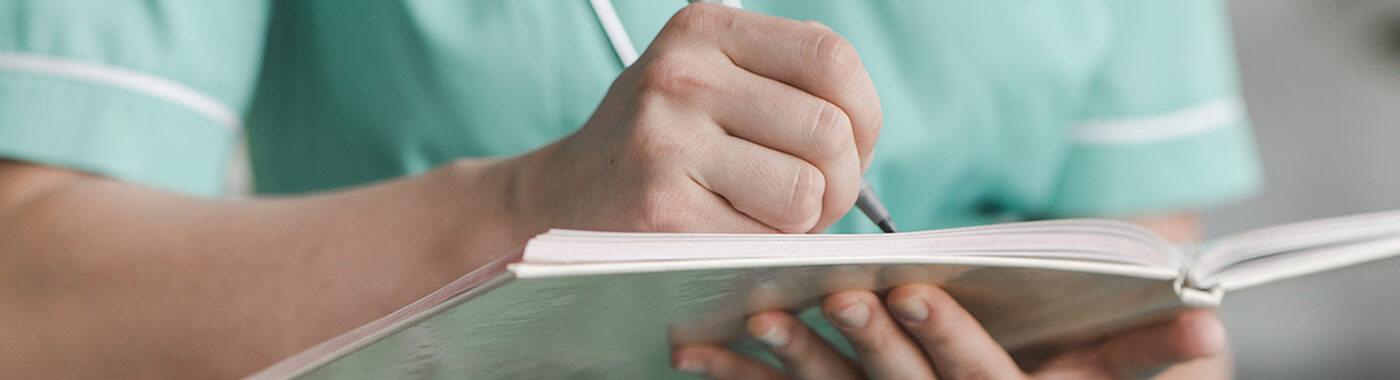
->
[0,0,1260,233]
[0,0,1264,374]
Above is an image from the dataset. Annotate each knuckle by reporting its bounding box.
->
[667,3,726,35]
[805,29,861,88]
[638,182,696,232]
[775,164,824,232]
[636,54,713,99]
[806,101,855,161]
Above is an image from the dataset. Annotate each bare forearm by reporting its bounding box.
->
[0,159,529,378]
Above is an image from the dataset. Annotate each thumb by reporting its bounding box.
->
[1097,309,1227,377]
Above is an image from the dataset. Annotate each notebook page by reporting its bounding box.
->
[1191,209,1400,279]
[523,219,1179,269]
[1197,235,1400,290]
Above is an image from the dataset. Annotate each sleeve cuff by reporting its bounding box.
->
[0,69,233,197]
[1043,120,1263,217]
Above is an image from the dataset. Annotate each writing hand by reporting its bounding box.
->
[505,3,881,234]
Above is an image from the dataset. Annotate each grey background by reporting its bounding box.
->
[224,0,1400,377]
[1211,0,1400,378]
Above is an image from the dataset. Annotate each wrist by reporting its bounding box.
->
[495,139,572,235]
[428,157,540,269]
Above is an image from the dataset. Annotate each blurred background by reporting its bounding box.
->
[1210,0,1400,378]
[220,0,1400,377]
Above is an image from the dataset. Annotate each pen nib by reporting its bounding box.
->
[877,219,898,234]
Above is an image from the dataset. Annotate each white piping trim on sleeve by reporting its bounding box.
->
[0,52,242,132]
[1069,97,1244,145]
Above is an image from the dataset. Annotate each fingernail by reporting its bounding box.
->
[674,358,707,375]
[753,324,791,348]
[891,298,929,322]
[830,302,870,328]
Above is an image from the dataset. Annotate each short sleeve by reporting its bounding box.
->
[1042,0,1263,217]
[0,1,268,196]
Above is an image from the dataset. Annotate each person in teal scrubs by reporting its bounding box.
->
[0,0,1259,378]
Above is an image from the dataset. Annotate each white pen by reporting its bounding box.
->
[687,0,898,233]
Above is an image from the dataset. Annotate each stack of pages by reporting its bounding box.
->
[252,210,1400,379]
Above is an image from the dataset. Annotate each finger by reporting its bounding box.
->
[1097,309,1227,376]
[673,344,787,380]
[747,310,864,380]
[690,136,825,233]
[658,3,883,169]
[822,291,937,380]
[701,64,861,232]
[886,284,1023,379]
[637,172,780,233]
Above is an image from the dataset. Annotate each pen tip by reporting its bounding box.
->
[877,220,898,234]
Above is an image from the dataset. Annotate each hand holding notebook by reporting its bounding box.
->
[673,283,1223,379]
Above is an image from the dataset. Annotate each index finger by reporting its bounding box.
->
[655,4,883,170]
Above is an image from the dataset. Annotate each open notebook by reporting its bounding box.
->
[251,210,1400,379]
